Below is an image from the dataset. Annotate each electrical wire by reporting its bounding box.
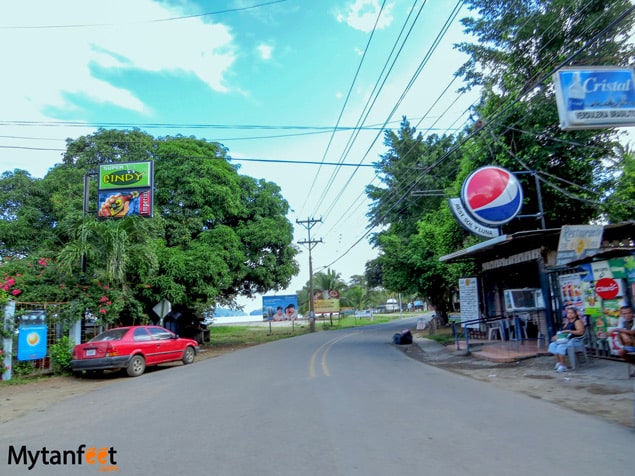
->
[319,2,635,271]
[0,0,292,29]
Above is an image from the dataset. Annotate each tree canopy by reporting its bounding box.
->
[0,129,299,325]
[365,0,635,320]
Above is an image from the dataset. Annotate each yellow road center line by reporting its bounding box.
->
[309,332,358,378]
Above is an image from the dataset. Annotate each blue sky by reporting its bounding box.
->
[0,0,482,311]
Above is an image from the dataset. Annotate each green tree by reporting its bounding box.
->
[366,121,466,321]
[455,0,635,229]
[0,170,56,258]
[0,129,299,325]
[605,148,635,222]
[312,268,346,296]
[340,274,368,310]
[367,117,459,237]
[365,0,635,319]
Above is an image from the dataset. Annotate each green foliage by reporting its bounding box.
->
[0,130,299,325]
[364,0,635,318]
[49,336,74,375]
[11,360,35,378]
[455,0,635,230]
[605,148,635,222]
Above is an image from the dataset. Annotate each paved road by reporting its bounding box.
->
[1,317,633,475]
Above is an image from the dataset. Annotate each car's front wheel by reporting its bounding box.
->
[127,355,146,377]
[182,346,196,365]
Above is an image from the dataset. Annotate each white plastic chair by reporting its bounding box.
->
[567,334,589,369]
[535,315,549,349]
[487,321,503,340]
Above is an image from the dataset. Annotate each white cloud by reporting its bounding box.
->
[337,0,394,33]
[0,0,237,117]
[256,43,274,60]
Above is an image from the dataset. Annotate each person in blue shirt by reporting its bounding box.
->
[548,306,585,372]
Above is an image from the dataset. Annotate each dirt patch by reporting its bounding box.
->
[399,340,635,428]
[0,344,248,424]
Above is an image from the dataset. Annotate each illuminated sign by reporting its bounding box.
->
[448,166,522,237]
[553,67,635,130]
[98,161,153,190]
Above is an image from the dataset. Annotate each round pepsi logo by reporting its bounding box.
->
[461,166,523,226]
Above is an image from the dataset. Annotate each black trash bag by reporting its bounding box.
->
[400,329,413,345]
[393,329,412,345]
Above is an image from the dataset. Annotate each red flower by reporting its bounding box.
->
[99,296,109,303]
[11,289,21,296]
[106,301,112,305]
[99,308,107,314]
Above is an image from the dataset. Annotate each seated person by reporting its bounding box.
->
[272,306,285,321]
[548,306,585,372]
[615,305,635,362]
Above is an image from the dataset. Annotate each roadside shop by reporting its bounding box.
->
[440,222,635,357]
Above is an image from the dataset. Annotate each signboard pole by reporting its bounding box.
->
[2,301,15,381]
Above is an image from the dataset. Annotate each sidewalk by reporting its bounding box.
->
[407,335,635,428]
[414,334,634,384]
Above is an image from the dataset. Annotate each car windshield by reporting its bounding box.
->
[89,328,128,342]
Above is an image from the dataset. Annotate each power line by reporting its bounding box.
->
[0,0,292,29]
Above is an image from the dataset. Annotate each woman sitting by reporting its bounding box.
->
[548,306,585,372]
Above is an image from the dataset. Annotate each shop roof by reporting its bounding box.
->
[439,229,560,264]
[439,222,635,265]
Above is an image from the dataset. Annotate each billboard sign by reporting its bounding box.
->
[313,289,341,314]
[262,294,299,321]
[461,166,523,226]
[98,161,153,190]
[553,67,635,130]
[556,225,604,265]
[98,189,153,218]
[17,325,48,361]
[448,166,522,237]
[97,161,154,219]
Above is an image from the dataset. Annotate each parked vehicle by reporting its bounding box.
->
[385,299,400,313]
[71,325,199,377]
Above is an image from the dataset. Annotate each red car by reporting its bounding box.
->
[71,325,200,377]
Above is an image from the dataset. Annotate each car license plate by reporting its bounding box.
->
[86,349,96,357]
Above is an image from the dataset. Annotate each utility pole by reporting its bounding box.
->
[296,217,322,332]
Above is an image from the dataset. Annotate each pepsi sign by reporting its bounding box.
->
[461,166,523,226]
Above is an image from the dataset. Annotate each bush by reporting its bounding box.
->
[49,336,74,375]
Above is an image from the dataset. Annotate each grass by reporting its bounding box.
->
[423,328,455,346]
[205,313,410,347]
[0,313,420,385]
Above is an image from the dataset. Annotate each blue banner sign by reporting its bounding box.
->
[262,295,299,321]
[553,67,635,130]
[17,325,48,361]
